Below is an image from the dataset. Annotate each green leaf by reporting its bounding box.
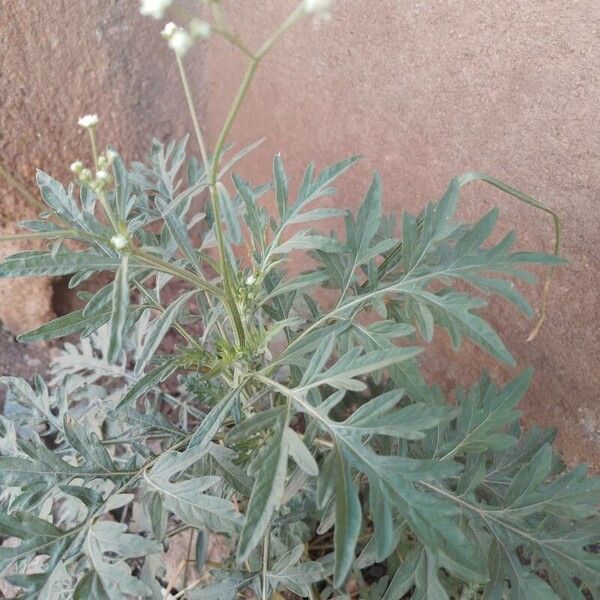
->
[81,521,161,599]
[17,309,111,343]
[188,385,243,449]
[238,403,290,562]
[107,256,130,363]
[135,290,195,375]
[217,183,242,244]
[0,251,120,278]
[144,463,242,533]
[332,448,362,587]
[285,428,319,476]
[300,347,423,392]
[114,359,179,412]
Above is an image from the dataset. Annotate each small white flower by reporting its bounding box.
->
[189,19,211,39]
[111,234,128,250]
[70,160,83,174]
[140,0,172,19]
[303,0,334,14]
[245,274,257,286]
[77,114,99,128]
[95,170,110,182]
[168,29,193,56]
[161,21,177,39]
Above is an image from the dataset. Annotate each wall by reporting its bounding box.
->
[204,1,600,467]
[0,0,197,331]
[0,1,598,468]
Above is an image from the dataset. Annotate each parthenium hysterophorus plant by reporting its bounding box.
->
[0,1,597,599]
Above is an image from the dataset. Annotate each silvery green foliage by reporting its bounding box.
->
[0,138,597,600]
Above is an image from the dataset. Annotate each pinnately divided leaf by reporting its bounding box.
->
[0,24,585,598]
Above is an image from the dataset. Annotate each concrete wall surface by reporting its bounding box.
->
[0,1,598,467]
[204,1,599,467]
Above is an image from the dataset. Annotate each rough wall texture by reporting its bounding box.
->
[0,2,598,467]
[0,0,197,331]
[203,1,600,467]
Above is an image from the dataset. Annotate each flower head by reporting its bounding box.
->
[303,0,334,14]
[79,168,93,183]
[95,170,111,183]
[77,114,99,128]
[245,274,257,286]
[111,234,128,251]
[161,21,178,39]
[140,0,172,19]
[70,160,84,174]
[168,29,193,56]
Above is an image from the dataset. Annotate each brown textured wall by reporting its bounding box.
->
[203,1,600,467]
[0,0,197,331]
[0,2,598,467]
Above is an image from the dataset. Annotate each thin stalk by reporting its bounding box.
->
[95,188,120,233]
[87,126,99,170]
[0,160,45,210]
[205,59,260,348]
[255,4,305,60]
[214,27,255,59]
[204,5,306,349]
[183,527,195,588]
[176,53,210,174]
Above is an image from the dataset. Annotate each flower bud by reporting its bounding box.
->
[96,170,111,183]
[77,114,99,128]
[161,21,177,39]
[168,29,193,56]
[70,160,84,174]
[79,168,93,183]
[97,155,109,169]
[111,234,128,251]
[245,274,256,286]
[140,0,173,19]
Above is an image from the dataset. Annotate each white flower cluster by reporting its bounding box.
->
[161,19,211,57]
[77,114,99,128]
[69,147,118,193]
[110,234,129,251]
[140,0,173,20]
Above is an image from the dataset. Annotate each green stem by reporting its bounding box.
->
[87,126,99,171]
[255,4,305,60]
[207,58,259,348]
[176,53,210,174]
